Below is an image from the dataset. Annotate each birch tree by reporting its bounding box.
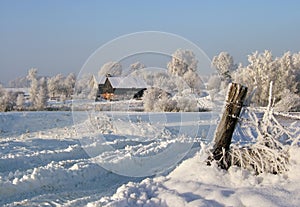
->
[27,68,39,107]
[36,77,48,110]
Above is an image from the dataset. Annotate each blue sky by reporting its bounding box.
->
[0,0,299,84]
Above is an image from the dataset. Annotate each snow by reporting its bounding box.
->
[96,147,300,207]
[0,110,299,206]
[98,76,106,84]
[106,76,147,89]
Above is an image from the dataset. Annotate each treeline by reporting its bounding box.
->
[0,68,76,111]
[209,50,300,112]
[1,50,299,112]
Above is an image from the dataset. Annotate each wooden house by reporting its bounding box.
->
[96,76,147,101]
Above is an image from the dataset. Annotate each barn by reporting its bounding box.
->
[96,76,147,101]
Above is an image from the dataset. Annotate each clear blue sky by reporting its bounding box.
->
[0,0,299,85]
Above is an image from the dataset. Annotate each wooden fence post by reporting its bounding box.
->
[210,83,248,169]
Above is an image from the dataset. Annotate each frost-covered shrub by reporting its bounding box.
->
[208,82,298,174]
[176,96,198,112]
[143,88,162,112]
[143,88,198,112]
[229,83,296,174]
[154,95,178,112]
[229,107,292,174]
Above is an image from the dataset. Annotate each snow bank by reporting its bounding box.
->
[94,146,300,207]
[0,111,299,206]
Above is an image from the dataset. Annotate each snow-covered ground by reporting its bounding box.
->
[0,111,299,206]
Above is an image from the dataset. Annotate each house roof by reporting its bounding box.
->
[106,76,147,89]
[98,76,106,84]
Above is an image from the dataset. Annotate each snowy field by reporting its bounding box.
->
[0,111,299,206]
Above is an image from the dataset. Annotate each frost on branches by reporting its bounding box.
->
[27,68,39,108]
[98,61,122,77]
[142,87,198,112]
[167,49,202,94]
[233,51,300,109]
[212,52,237,83]
[210,82,299,174]
[212,50,300,111]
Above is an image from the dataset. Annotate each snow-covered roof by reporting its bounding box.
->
[98,76,106,84]
[106,77,147,89]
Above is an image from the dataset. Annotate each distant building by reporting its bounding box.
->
[96,75,147,101]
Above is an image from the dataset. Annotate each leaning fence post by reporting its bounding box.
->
[210,83,248,169]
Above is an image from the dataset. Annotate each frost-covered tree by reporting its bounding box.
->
[9,76,29,88]
[65,73,76,98]
[167,49,202,93]
[183,70,202,93]
[98,62,122,77]
[278,52,298,94]
[73,73,94,99]
[48,74,65,99]
[16,93,24,111]
[0,84,4,96]
[292,52,300,94]
[88,75,98,100]
[168,49,198,76]
[47,76,56,98]
[36,77,48,110]
[0,85,8,111]
[27,68,39,107]
[0,87,17,112]
[232,50,300,109]
[247,50,278,105]
[128,61,146,75]
[212,52,237,84]
[152,73,177,93]
[233,68,255,106]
